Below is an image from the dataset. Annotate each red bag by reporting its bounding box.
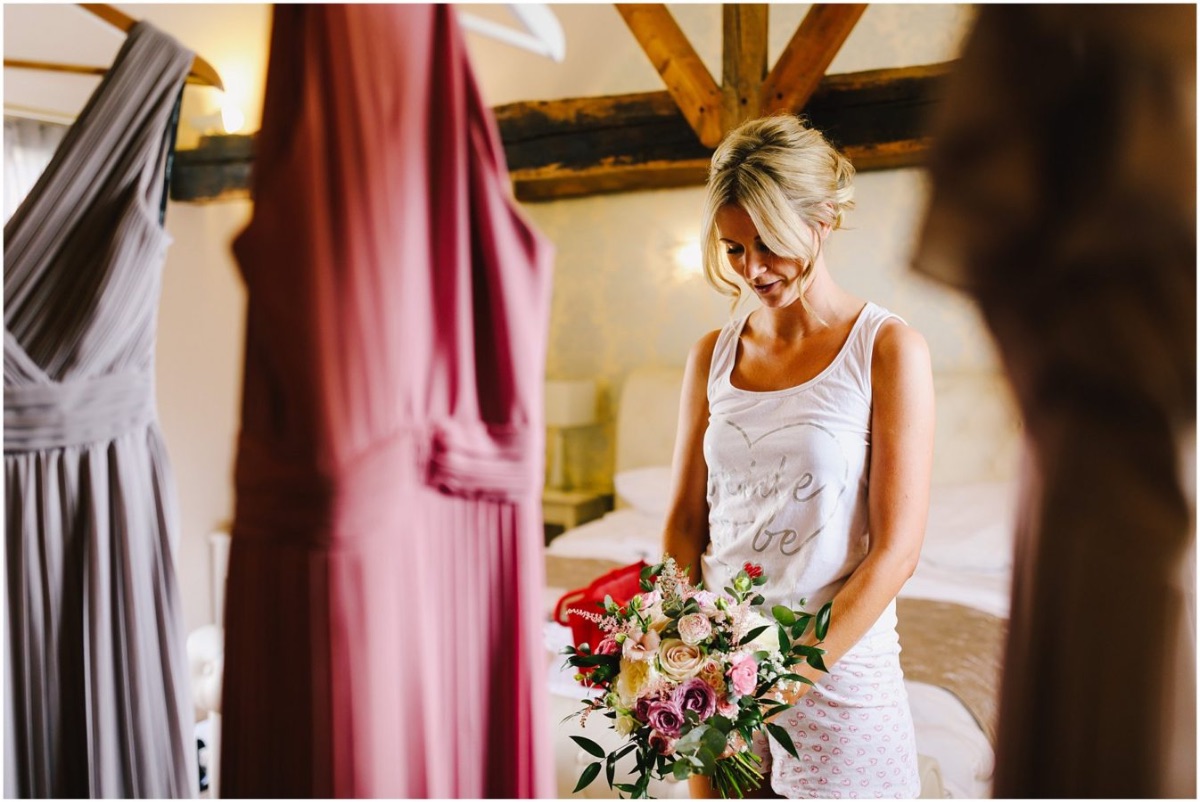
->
[553,560,649,654]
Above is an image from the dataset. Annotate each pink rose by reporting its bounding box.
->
[676,613,712,646]
[727,654,758,697]
[648,731,676,755]
[595,636,620,656]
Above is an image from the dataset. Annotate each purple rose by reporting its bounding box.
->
[672,677,717,721]
[646,699,685,738]
[634,694,656,722]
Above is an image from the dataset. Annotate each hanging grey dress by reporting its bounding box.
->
[4,22,198,798]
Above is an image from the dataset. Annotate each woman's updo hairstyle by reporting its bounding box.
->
[700,114,855,311]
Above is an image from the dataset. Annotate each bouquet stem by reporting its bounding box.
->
[711,751,766,799]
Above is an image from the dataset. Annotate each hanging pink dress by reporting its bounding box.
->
[219,6,554,797]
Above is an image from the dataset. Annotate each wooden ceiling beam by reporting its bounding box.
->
[170,63,954,205]
[761,4,868,115]
[721,4,769,131]
[614,4,724,147]
[496,63,952,202]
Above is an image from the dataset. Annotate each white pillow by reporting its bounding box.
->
[920,481,1018,573]
[613,465,673,518]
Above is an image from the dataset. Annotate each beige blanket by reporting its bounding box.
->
[545,556,1005,746]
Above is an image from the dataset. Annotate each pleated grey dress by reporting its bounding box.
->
[4,22,198,798]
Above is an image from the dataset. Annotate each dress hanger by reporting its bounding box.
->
[3,3,225,90]
[458,4,566,63]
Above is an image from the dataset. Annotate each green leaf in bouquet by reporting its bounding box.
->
[574,761,602,793]
[766,723,800,760]
[790,643,827,671]
[614,782,638,794]
[568,653,606,668]
[815,601,833,641]
[776,671,815,687]
[672,759,693,782]
[571,735,608,759]
[759,699,791,718]
[750,593,766,606]
[771,605,796,626]
[777,626,790,654]
[708,714,734,734]
[738,625,769,647]
[606,757,616,788]
[604,594,618,614]
[674,723,709,754]
[701,726,728,758]
[639,578,654,592]
[591,666,617,684]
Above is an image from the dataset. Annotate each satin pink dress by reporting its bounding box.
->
[219,6,554,797]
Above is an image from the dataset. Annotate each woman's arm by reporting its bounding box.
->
[778,319,935,699]
[662,331,720,585]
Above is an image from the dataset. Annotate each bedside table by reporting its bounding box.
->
[542,488,613,541]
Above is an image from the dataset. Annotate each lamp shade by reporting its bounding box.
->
[544,378,596,428]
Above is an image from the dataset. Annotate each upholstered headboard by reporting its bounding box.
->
[611,366,1023,499]
[614,367,685,476]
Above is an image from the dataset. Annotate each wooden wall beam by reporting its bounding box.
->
[761,4,868,116]
[721,4,770,131]
[614,4,724,147]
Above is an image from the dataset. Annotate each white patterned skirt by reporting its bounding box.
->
[752,624,922,799]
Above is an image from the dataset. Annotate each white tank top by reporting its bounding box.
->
[700,302,900,630]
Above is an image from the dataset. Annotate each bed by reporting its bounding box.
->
[543,367,1023,799]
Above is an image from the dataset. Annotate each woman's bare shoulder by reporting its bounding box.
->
[872,317,932,387]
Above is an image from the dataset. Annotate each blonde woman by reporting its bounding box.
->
[663,115,934,799]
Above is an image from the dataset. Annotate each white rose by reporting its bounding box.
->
[615,712,637,736]
[747,612,781,654]
[657,638,706,681]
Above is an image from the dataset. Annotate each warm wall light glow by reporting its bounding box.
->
[672,239,704,282]
[208,57,261,135]
[220,102,245,134]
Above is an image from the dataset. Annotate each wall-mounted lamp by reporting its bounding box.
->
[544,378,597,490]
[672,238,704,282]
[191,99,246,135]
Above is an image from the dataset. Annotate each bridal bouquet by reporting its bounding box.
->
[562,558,833,799]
